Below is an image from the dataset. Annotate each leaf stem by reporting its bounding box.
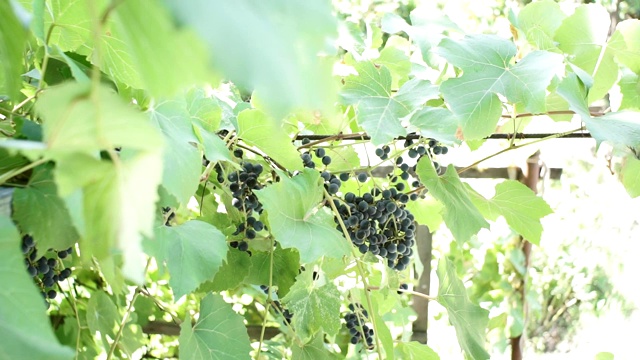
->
[106,288,141,360]
[256,236,276,358]
[0,157,48,186]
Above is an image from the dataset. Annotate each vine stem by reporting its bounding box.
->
[457,127,586,175]
[323,188,384,359]
[106,287,141,360]
[367,286,438,302]
[106,259,151,360]
[256,236,276,359]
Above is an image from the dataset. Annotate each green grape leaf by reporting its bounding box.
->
[517,0,566,50]
[619,69,640,110]
[437,35,564,140]
[41,0,94,51]
[148,98,202,204]
[11,165,78,252]
[620,156,640,198]
[0,1,27,101]
[404,196,444,231]
[36,83,163,154]
[409,107,461,145]
[199,250,252,293]
[238,109,303,171]
[99,24,143,89]
[377,44,411,87]
[291,334,339,360]
[469,181,552,245]
[245,247,299,297]
[86,291,120,350]
[179,293,251,360]
[281,271,342,341]
[558,73,640,150]
[155,220,228,299]
[55,151,163,284]
[595,352,615,360]
[415,158,488,243]
[193,124,235,164]
[0,217,75,360]
[323,146,360,173]
[397,342,440,360]
[554,4,617,102]
[112,0,211,96]
[186,87,222,131]
[165,0,337,118]
[436,258,490,360]
[370,295,395,359]
[341,62,424,145]
[255,169,350,263]
[609,19,640,74]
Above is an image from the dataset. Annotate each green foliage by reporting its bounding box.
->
[281,271,342,341]
[416,158,488,243]
[437,259,490,360]
[469,180,553,245]
[0,0,638,358]
[255,169,350,263]
[179,293,252,360]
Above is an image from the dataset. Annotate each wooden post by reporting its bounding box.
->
[510,151,541,360]
[411,225,432,343]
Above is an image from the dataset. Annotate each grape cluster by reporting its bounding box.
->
[300,138,333,169]
[344,303,374,349]
[216,155,267,253]
[22,235,73,303]
[335,188,416,271]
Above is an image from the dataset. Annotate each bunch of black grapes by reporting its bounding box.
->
[22,235,73,303]
[376,137,449,191]
[334,187,416,271]
[344,303,375,349]
[215,149,266,253]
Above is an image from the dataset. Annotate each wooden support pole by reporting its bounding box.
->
[411,225,433,344]
[510,151,541,360]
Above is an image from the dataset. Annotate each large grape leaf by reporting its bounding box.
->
[341,63,435,145]
[255,170,350,263]
[237,109,303,171]
[35,83,163,283]
[437,259,490,360]
[244,247,299,297]
[11,165,78,252]
[281,271,342,341]
[37,0,95,52]
[608,20,640,75]
[155,220,227,300]
[437,35,564,140]
[468,181,552,245]
[404,196,444,231]
[554,4,618,102]
[0,217,74,360]
[148,98,202,205]
[517,0,566,50]
[409,107,461,145]
[86,291,120,351]
[36,83,163,154]
[558,72,640,151]
[0,1,27,101]
[396,342,440,360]
[179,293,251,360]
[165,0,337,118]
[415,157,488,243]
[112,0,211,96]
[199,250,252,293]
[291,334,339,360]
